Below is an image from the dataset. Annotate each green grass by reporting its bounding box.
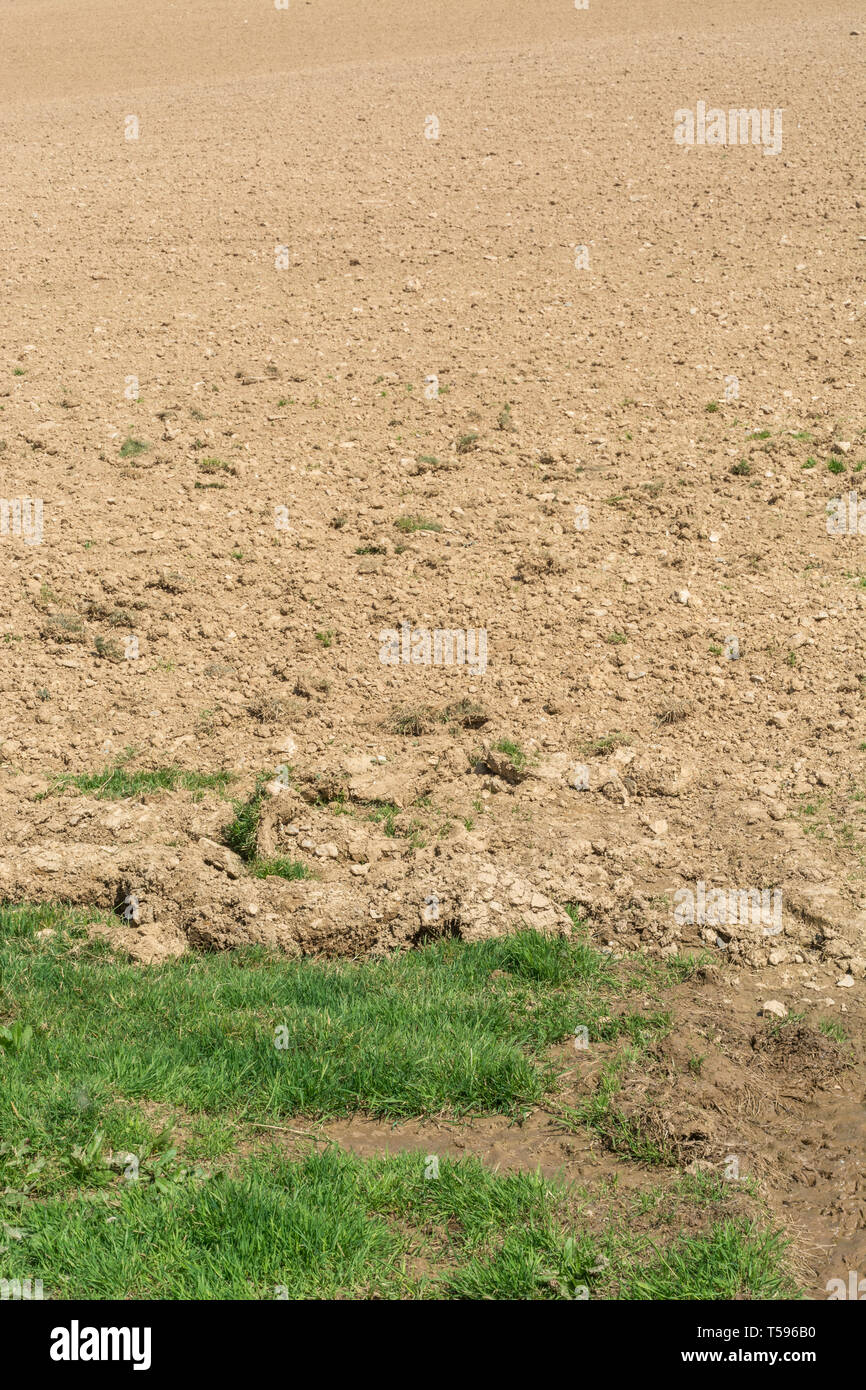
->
[0,906,669,1130]
[119,436,149,458]
[818,1017,849,1045]
[40,762,234,800]
[223,775,313,881]
[0,905,796,1300]
[610,1219,796,1300]
[0,1137,794,1301]
[558,1048,673,1164]
[579,732,631,758]
[249,857,310,881]
[494,737,527,771]
[365,800,401,836]
[393,515,442,534]
[454,432,478,454]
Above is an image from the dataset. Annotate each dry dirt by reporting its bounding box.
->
[1,0,865,1298]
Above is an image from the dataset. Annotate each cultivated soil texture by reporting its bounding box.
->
[1,0,865,1299]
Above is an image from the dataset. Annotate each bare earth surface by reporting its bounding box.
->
[1,0,865,1297]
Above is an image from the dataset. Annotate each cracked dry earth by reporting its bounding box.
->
[1,0,865,1298]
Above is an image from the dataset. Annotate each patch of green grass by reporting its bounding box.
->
[119,437,149,458]
[605,631,627,645]
[730,460,751,476]
[366,800,401,836]
[704,401,719,413]
[610,1219,797,1300]
[93,635,124,663]
[802,456,818,469]
[828,458,846,475]
[223,777,268,859]
[314,630,335,647]
[0,1132,790,1301]
[579,733,631,758]
[0,909,796,1301]
[393,516,442,534]
[222,774,314,881]
[0,909,666,1129]
[454,432,478,454]
[493,738,527,771]
[558,1047,674,1165]
[0,904,797,1301]
[40,761,233,800]
[818,1017,848,1045]
[249,857,310,881]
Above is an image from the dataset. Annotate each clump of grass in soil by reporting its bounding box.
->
[440,698,488,729]
[41,758,234,800]
[655,698,690,726]
[493,737,527,771]
[119,437,149,458]
[387,706,435,736]
[93,635,124,663]
[198,457,236,475]
[223,774,313,881]
[579,733,631,758]
[387,699,489,736]
[454,431,478,454]
[41,612,86,643]
[393,515,442,534]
